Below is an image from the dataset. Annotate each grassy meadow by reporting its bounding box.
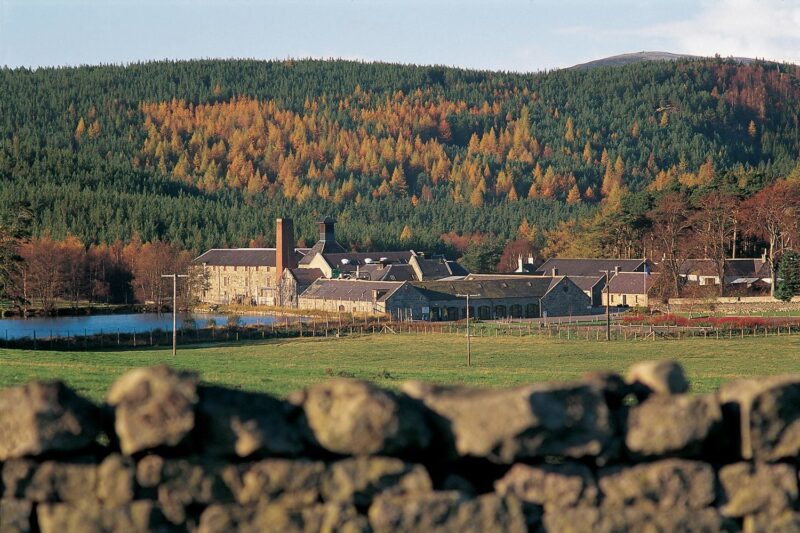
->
[2,333,800,402]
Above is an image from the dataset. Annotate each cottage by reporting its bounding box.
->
[679,257,772,293]
[603,272,656,307]
[466,273,606,307]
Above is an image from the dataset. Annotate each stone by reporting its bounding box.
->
[0,381,100,460]
[626,360,689,398]
[0,499,33,533]
[581,371,630,409]
[139,458,234,524]
[321,456,432,507]
[135,454,164,488]
[542,503,729,533]
[302,379,431,456]
[402,381,614,463]
[718,462,799,518]
[598,459,715,510]
[744,510,800,533]
[97,454,135,506]
[367,492,526,533]
[107,365,198,455]
[2,459,96,502]
[235,459,326,507]
[494,462,598,510]
[197,385,306,458]
[37,500,168,533]
[625,393,722,458]
[198,502,368,533]
[720,376,800,461]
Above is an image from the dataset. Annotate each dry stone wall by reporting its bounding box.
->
[0,361,799,532]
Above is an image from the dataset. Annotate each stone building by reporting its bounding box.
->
[297,279,425,315]
[411,277,591,321]
[466,273,606,308]
[603,272,656,307]
[193,218,307,306]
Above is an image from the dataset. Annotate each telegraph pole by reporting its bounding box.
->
[162,274,189,356]
[600,270,611,341]
[457,293,479,366]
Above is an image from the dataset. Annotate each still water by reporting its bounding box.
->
[0,313,276,340]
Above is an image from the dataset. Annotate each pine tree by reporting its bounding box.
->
[775,251,800,302]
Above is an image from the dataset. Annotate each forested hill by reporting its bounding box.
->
[1,58,799,254]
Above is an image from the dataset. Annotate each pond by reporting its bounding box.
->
[0,312,277,340]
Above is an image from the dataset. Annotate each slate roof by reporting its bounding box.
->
[536,258,646,277]
[193,248,307,267]
[323,251,417,270]
[355,263,417,282]
[607,272,656,295]
[299,279,406,302]
[680,258,771,278]
[411,278,560,301]
[287,268,324,286]
[566,275,606,292]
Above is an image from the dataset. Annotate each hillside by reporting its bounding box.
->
[570,51,758,70]
[1,58,799,253]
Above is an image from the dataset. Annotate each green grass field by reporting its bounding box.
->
[1,333,799,401]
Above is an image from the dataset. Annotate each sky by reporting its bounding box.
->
[2,0,799,72]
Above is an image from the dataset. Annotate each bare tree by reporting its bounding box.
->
[648,192,694,298]
[741,180,800,296]
[692,191,738,296]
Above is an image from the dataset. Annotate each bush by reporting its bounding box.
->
[227,315,242,328]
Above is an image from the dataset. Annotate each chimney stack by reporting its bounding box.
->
[319,217,336,244]
[276,218,297,284]
[551,267,558,276]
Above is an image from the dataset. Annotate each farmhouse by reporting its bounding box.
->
[603,272,656,307]
[679,257,772,293]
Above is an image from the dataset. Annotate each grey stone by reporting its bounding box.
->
[321,456,432,507]
[582,371,630,409]
[235,458,326,507]
[198,502,368,533]
[197,385,305,458]
[402,380,614,463]
[598,459,715,510]
[37,500,168,533]
[367,492,526,533]
[718,462,799,518]
[494,462,598,510]
[625,393,722,458]
[97,454,135,506]
[0,499,33,533]
[542,503,730,533]
[302,379,431,456]
[0,381,100,460]
[626,360,689,398]
[2,459,96,502]
[720,376,800,461]
[107,365,198,455]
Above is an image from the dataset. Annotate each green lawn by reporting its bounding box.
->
[1,333,799,401]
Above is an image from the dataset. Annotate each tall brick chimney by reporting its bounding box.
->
[276,218,296,284]
[319,216,336,244]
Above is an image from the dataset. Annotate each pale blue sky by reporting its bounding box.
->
[2,0,799,71]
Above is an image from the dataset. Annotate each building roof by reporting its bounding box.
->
[565,275,606,292]
[607,272,656,295]
[535,258,646,277]
[193,248,307,267]
[680,258,771,278]
[413,256,469,279]
[299,279,406,302]
[287,268,324,286]
[323,251,417,270]
[411,278,560,301]
[354,263,418,282]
